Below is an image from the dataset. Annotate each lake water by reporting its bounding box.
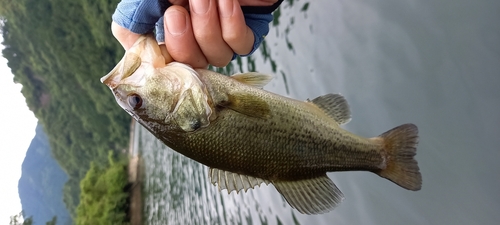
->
[133,0,500,224]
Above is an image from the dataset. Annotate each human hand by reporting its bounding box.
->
[112,0,281,68]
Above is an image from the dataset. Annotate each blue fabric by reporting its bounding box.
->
[112,0,275,58]
[240,13,273,57]
[112,0,164,34]
[155,16,165,42]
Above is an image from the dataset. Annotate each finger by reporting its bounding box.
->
[218,0,255,55]
[111,21,141,50]
[164,6,208,68]
[190,0,234,67]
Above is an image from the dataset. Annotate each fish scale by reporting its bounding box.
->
[170,92,384,181]
[102,35,422,215]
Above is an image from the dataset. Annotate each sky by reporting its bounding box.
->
[0,38,38,223]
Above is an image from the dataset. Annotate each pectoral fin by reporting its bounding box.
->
[309,94,351,125]
[231,72,273,88]
[225,93,270,119]
[209,168,270,193]
[273,175,344,215]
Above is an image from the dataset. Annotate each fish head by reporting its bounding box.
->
[101,35,213,133]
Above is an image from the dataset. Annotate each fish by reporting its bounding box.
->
[101,35,422,215]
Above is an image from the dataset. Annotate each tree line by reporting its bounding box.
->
[1,0,130,220]
[75,152,130,225]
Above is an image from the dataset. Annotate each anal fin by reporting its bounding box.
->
[273,175,344,215]
[209,168,270,193]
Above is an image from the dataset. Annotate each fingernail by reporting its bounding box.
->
[191,0,210,14]
[165,10,187,36]
[219,0,234,18]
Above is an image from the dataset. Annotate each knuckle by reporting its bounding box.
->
[222,30,243,44]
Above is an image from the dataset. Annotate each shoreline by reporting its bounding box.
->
[128,119,142,225]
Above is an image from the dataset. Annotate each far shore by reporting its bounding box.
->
[127,120,142,225]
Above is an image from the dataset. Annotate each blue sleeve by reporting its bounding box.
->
[155,16,165,43]
[239,13,274,57]
[112,0,165,34]
[113,0,275,59]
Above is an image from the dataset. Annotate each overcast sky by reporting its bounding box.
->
[0,38,38,224]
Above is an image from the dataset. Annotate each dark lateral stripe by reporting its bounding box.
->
[241,0,284,14]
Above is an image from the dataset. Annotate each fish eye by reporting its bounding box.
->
[128,94,143,110]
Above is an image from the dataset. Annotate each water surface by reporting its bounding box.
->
[136,0,500,224]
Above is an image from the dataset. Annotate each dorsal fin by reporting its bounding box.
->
[230,72,273,88]
[209,168,270,193]
[273,175,344,215]
[309,94,351,125]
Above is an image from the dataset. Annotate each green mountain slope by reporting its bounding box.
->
[1,0,130,217]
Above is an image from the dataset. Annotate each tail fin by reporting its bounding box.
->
[377,123,422,191]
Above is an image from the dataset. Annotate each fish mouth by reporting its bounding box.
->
[101,64,121,89]
[101,52,142,89]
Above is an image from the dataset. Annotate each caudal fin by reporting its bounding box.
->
[377,123,422,191]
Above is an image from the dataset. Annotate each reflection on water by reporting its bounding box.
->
[136,0,500,224]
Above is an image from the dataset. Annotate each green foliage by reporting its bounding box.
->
[0,0,129,218]
[9,212,33,225]
[75,152,130,225]
[45,217,58,225]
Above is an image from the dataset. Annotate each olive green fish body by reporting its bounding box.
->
[102,35,422,215]
[165,71,384,181]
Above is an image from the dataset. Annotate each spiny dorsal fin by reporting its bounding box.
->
[231,72,273,88]
[209,168,270,193]
[273,175,344,215]
[225,92,271,119]
[309,94,351,125]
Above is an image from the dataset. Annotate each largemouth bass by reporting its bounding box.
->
[101,35,422,214]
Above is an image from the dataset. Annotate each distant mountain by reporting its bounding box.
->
[18,124,71,225]
[1,0,131,214]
